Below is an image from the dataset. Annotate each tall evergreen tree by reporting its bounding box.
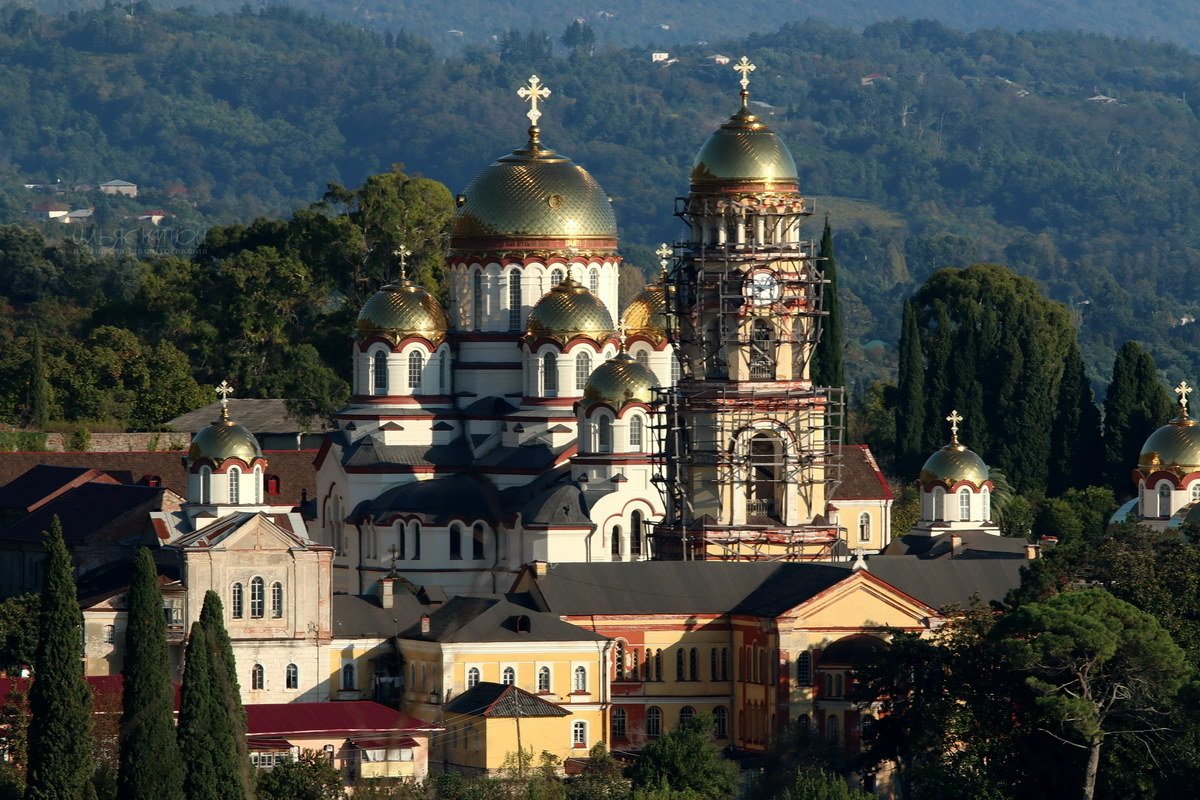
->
[25,518,93,800]
[812,217,844,391]
[199,591,252,800]
[28,329,49,431]
[117,548,184,800]
[178,623,225,800]
[1103,341,1173,490]
[1049,342,1104,494]
[895,299,925,477]
[920,303,954,456]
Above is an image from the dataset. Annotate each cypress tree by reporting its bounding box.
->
[117,548,184,800]
[178,623,224,800]
[812,217,844,391]
[920,303,954,456]
[1049,342,1104,494]
[28,329,49,431]
[199,591,252,800]
[895,299,926,477]
[25,517,94,800]
[1104,342,1173,490]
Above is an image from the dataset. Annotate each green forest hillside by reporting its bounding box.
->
[4,5,1200,392]
[37,0,1200,54]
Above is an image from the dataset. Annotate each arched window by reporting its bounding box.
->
[797,714,811,733]
[472,270,483,330]
[231,582,243,619]
[228,467,240,504]
[713,706,728,738]
[573,665,587,692]
[932,487,945,521]
[676,649,685,681]
[449,524,462,560]
[253,466,263,504]
[551,268,564,286]
[823,673,833,697]
[575,351,591,391]
[199,467,211,504]
[858,512,871,543]
[1192,483,1200,504]
[834,673,844,697]
[679,706,695,724]
[249,577,264,618]
[630,511,643,557]
[635,350,649,369]
[271,582,283,618]
[629,415,643,451]
[646,706,662,738]
[341,663,355,691]
[611,707,627,738]
[827,714,840,743]
[472,523,486,560]
[412,521,421,560]
[982,486,992,519]
[588,268,599,294]
[285,663,298,690]
[467,667,481,689]
[610,525,622,560]
[373,351,388,395]
[251,664,264,690]
[748,433,782,520]
[572,720,587,747]
[543,353,558,395]
[721,648,728,680]
[597,415,612,452]
[749,319,776,380]
[408,351,423,389]
[797,651,812,685]
[538,666,551,693]
[1160,483,1173,518]
[502,666,516,685]
[439,352,449,393]
[614,640,626,680]
[508,269,522,331]
[959,488,971,521]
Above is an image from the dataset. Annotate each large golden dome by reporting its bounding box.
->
[450,145,618,254]
[1138,416,1200,475]
[582,353,659,409]
[919,443,989,487]
[691,108,798,193]
[525,278,614,344]
[189,412,262,465]
[356,280,449,346]
[620,280,671,346]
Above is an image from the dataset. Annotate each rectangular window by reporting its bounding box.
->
[449,526,462,560]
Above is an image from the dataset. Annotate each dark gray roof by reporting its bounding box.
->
[443,682,570,718]
[518,483,591,527]
[342,438,473,470]
[167,399,330,435]
[401,595,605,644]
[732,564,859,616]
[473,440,568,471]
[367,474,503,525]
[866,558,1026,610]
[884,531,1029,560]
[332,592,426,639]
[461,397,520,417]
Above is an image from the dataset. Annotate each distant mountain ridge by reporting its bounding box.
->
[32,0,1200,53]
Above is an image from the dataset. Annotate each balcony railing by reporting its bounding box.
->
[747,498,776,517]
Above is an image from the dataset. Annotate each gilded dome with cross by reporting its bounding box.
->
[187,382,264,466]
[525,278,614,345]
[1138,380,1200,477]
[582,353,659,410]
[919,410,990,487]
[356,279,449,347]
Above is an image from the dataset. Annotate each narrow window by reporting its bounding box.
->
[342,663,355,691]
[508,269,522,331]
[827,714,839,743]
[472,271,483,330]
[412,521,421,560]
[711,648,718,681]
[449,524,462,560]
[467,667,480,688]
[797,651,812,685]
[588,268,599,294]
[231,582,243,619]
[834,673,844,697]
[629,415,643,451]
[959,488,971,521]
[614,640,626,680]
[610,525,621,560]
[575,351,591,391]
[646,706,662,738]
[103,625,115,644]
[932,487,945,521]
[983,486,992,519]
[689,648,699,681]
[502,666,516,686]
[200,467,211,503]
[597,415,612,452]
[551,267,564,286]
[543,352,558,395]
[373,351,388,394]
[676,649,685,681]
[721,648,728,680]
[573,665,587,692]
[251,664,264,691]
[714,706,728,738]
[439,352,449,393]
[250,577,264,618]
[271,582,283,619]
[228,467,240,504]
[253,466,263,504]
[612,707,627,738]
[572,720,587,747]
[630,511,643,557]
[408,351,424,389]
[538,666,551,693]
[635,350,649,369]
[858,512,871,543]
[472,523,486,560]
[749,319,776,380]
[285,663,298,690]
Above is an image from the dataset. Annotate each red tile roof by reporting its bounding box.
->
[245,701,440,737]
[833,445,893,501]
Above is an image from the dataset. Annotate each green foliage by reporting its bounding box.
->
[0,433,48,453]
[198,591,252,800]
[1049,341,1104,494]
[66,428,90,451]
[28,330,49,431]
[117,549,183,800]
[778,770,872,800]
[255,751,341,800]
[565,743,627,800]
[630,714,738,799]
[1103,341,1173,491]
[25,517,94,800]
[812,218,844,392]
[894,299,924,477]
[178,623,226,800]
[0,594,38,674]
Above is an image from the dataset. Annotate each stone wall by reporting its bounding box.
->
[43,432,192,452]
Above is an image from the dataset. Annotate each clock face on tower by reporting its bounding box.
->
[748,270,781,306]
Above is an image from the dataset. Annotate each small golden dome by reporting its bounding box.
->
[1138,416,1200,475]
[356,280,449,346]
[451,146,618,253]
[691,108,798,192]
[582,353,659,409]
[620,281,671,346]
[525,278,614,344]
[919,443,989,487]
[188,413,262,465]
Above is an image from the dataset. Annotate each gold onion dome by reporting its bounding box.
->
[919,443,990,487]
[1139,417,1200,476]
[525,278,614,344]
[188,407,262,465]
[620,280,670,346]
[356,280,449,345]
[582,353,659,409]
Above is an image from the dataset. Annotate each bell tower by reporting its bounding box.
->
[654,58,844,561]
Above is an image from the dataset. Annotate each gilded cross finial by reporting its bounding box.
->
[1177,380,1193,417]
[216,380,234,420]
[518,75,551,147]
[946,409,963,444]
[734,56,756,91]
[387,544,400,575]
[393,244,412,281]
[655,242,672,270]
[617,321,629,352]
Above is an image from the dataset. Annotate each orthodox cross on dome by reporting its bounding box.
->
[216,380,234,420]
[655,242,672,276]
[387,544,400,576]
[617,320,629,352]
[734,56,756,110]
[1177,380,1193,417]
[393,244,412,281]
[946,409,963,444]
[518,75,551,147]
